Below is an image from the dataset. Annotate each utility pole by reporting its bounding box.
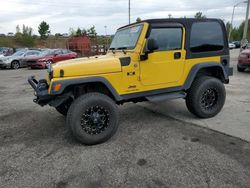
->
[104,25,108,52]
[129,0,131,24]
[229,5,237,41]
[242,0,250,45]
[229,1,247,41]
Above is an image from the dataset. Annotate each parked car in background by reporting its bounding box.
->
[62,33,69,37]
[0,50,40,69]
[232,41,241,48]
[238,47,250,72]
[7,32,14,37]
[0,47,14,57]
[26,49,77,69]
[229,43,236,50]
[240,42,250,51]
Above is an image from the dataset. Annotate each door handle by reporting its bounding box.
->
[174,52,181,59]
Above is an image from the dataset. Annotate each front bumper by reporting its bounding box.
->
[30,62,46,69]
[28,76,72,107]
[28,76,53,106]
[238,61,250,68]
[0,62,10,68]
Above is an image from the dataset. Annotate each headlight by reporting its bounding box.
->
[239,53,248,58]
[2,58,11,62]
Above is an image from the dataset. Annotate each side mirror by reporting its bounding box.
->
[140,38,159,61]
[147,38,159,52]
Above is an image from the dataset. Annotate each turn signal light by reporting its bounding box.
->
[53,83,62,91]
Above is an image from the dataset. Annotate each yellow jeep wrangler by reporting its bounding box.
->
[28,18,233,145]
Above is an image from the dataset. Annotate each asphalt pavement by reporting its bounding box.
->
[0,51,250,188]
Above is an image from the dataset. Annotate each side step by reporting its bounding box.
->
[145,91,186,102]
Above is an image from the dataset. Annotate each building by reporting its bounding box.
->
[67,36,91,57]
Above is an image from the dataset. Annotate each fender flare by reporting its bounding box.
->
[50,77,123,101]
[183,62,229,90]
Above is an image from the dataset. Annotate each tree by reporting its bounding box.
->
[87,26,97,38]
[75,27,87,36]
[136,17,142,22]
[38,21,50,39]
[194,12,206,19]
[16,25,21,34]
[76,27,82,36]
[14,24,35,47]
[69,28,76,37]
[225,21,231,35]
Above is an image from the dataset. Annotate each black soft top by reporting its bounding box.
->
[118,18,229,60]
[118,18,224,30]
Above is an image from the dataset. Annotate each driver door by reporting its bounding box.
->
[140,26,185,86]
[53,50,63,62]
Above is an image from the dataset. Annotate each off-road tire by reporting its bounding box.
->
[185,76,226,118]
[237,65,245,72]
[66,92,119,145]
[11,61,20,69]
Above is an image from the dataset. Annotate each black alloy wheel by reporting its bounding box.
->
[200,88,218,111]
[81,105,110,135]
[185,76,226,118]
[67,92,119,145]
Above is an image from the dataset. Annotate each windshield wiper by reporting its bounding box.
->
[116,47,128,54]
[109,47,116,54]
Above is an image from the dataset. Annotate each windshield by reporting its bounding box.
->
[110,25,143,50]
[12,51,25,56]
[39,50,53,56]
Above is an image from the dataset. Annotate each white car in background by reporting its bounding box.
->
[229,43,236,50]
[7,32,14,37]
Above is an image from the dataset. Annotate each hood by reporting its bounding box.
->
[52,55,122,78]
[26,55,53,61]
[0,55,18,62]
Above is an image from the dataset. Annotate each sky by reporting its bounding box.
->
[0,0,248,35]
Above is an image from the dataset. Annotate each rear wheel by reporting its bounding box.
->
[185,76,226,118]
[237,65,245,72]
[11,61,20,69]
[67,93,119,145]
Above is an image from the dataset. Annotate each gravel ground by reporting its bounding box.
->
[0,53,250,188]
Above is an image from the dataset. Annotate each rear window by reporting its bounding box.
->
[190,22,224,53]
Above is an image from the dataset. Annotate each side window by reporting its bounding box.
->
[62,49,69,54]
[34,52,40,56]
[190,22,224,53]
[54,50,62,55]
[149,28,182,51]
[26,52,34,56]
